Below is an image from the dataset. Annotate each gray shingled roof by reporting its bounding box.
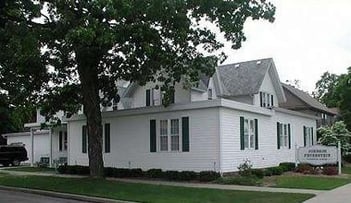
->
[282,83,336,115]
[215,58,273,96]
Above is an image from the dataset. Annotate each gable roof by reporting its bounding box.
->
[213,58,286,102]
[281,83,336,115]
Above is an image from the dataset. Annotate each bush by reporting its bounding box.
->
[179,171,198,181]
[110,168,143,178]
[104,167,114,177]
[296,164,313,174]
[164,170,180,180]
[145,169,163,178]
[57,164,67,174]
[251,169,264,179]
[322,166,338,175]
[65,165,90,175]
[279,162,296,172]
[343,154,351,163]
[199,171,221,182]
[215,176,259,186]
[264,166,283,176]
[238,159,253,177]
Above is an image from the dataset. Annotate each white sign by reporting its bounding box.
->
[297,145,337,165]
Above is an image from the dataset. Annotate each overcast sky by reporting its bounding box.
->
[220,0,351,93]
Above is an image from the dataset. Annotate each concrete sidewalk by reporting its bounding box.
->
[0,169,323,195]
[304,183,351,203]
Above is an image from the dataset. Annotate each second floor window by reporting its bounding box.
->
[160,119,180,152]
[208,89,213,100]
[59,131,67,152]
[260,92,274,107]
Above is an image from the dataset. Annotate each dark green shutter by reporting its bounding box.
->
[59,131,63,151]
[271,95,274,106]
[255,119,258,150]
[277,122,280,149]
[288,124,291,149]
[146,89,151,106]
[150,120,156,152]
[240,117,244,150]
[104,123,110,153]
[311,128,314,145]
[82,125,87,153]
[182,117,189,152]
[171,89,175,104]
[259,92,263,107]
[303,126,306,147]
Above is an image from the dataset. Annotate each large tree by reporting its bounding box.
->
[314,68,351,131]
[1,0,275,177]
[313,71,340,107]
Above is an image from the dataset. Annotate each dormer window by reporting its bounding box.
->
[260,92,274,108]
[208,89,213,100]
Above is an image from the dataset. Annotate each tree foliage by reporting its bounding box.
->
[313,71,339,107]
[1,0,275,177]
[318,121,351,153]
[314,68,351,131]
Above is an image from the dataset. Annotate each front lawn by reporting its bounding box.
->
[0,175,314,203]
[274,176,351,190]
[3,167,55,173]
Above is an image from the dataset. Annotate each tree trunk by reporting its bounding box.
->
[76,48,104,178]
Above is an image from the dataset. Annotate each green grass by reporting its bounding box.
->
[3,167,56,173]
[275,176,351,190]
[0,175,314,203]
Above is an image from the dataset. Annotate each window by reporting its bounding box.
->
[160,120,168,151]
[208,89,213,100]
[59,131,67,152]
[260,92,273,108]
[243,118,256,149]
[171,119,179,151]
[277,122,291,149]
[159,119,180,152]
[304,126,314,146]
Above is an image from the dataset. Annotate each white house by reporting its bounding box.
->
[2,58,318,172]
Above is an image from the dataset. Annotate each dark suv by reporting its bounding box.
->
[0,144,28,167]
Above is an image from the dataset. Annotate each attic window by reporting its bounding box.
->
[259,92,274,108]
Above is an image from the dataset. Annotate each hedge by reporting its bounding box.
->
[57,165,220,182]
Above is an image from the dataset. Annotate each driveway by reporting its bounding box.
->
[0,189,87,203]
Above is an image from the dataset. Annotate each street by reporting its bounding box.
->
[0,189,87,203]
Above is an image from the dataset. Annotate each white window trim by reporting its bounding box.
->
[157,118,182,153]
[279,123,290,149]
[306,127,313,146]
[243,117,256,150]
[58,131,68,152]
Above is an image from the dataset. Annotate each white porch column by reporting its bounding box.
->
[49,127,53,168]
[30,128,34,166]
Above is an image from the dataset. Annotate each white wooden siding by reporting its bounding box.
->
[219,107,316,172]
[68,108,220,172]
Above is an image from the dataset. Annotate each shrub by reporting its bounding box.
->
[279,162,296,172]
[199,171,221,182]
[57,164,67,174]
[164,170,180,181]
[238,159,253,177]
[215,176,259,186]
[264,166,283,176]
[64,165,90,175]
[179,171,198,181]
[104,167,114,177]
[251,169,264,179]
[322,166,338,175]
[296,164,313,174]
[343,154,351,163]
[263,168,273,176]
[145,169,163,178]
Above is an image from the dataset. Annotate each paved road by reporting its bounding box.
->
[0,189,87,203]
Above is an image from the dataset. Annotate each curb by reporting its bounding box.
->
[0,185,135,203]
